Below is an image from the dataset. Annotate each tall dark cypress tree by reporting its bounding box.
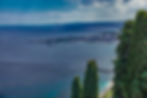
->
[71,76,82,98]
[114,10,147,98]
[83,60,98,98]
[114,20,134,98]
[128,10,147,98]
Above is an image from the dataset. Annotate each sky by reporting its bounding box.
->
[0,0,147,25]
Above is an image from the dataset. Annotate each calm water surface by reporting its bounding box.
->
[0,32,118,98]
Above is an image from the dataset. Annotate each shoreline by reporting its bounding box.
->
[100,81,114,98]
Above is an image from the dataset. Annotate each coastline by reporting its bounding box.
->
[100,81,114,98]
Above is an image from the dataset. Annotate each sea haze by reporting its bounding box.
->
[0,22,122,98]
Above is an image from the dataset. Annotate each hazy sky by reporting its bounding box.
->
[0,0,147,25]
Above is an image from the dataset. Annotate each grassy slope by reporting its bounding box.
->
[102,89,113,98]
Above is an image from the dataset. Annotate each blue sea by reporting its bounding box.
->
[0,22,122,98]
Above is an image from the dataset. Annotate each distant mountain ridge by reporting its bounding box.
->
[0,22,123,34]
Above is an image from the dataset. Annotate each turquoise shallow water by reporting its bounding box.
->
[0,32,118,98]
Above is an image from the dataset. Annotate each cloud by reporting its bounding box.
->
[0,0,147,25]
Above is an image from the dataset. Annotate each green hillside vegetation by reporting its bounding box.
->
[114,10,147,98]
[103,89,113,98]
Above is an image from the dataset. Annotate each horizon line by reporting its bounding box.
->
[0,21,124,27]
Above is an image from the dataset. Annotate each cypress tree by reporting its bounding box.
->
[71,76,82,98]
[83,60,98,98]
[114,20,134,98]
[114,10,147,98]
[128,10,147,98]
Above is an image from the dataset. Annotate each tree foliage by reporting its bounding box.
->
[114,10,147,98]
[83,60,98,98]
[114,20,134,98]
[128,10,147,98]
[71,76,82,98]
